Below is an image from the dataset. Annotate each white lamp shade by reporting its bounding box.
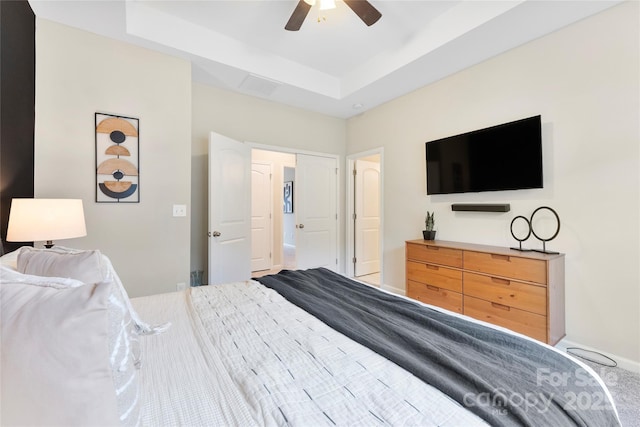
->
[7,199,87,243]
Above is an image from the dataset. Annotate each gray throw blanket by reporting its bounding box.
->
[256,268,619,427]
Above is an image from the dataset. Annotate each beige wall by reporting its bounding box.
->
[35,19,192,297]
[191,84,346,280]
[347,2,639,366]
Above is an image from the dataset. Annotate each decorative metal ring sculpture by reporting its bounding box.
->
[509,206,561,254]
[509,215,532,251]
[529,206,560,254]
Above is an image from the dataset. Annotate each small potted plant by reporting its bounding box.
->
[423,212,436,240]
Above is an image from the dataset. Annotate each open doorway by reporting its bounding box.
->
[347,149,383,287]
[249,146,339,278]
[209,134,339,284]
[250,149,296,277]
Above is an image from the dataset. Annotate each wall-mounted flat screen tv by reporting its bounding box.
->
[425,115,543,195]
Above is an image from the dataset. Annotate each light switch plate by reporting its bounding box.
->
[173,204,187,217]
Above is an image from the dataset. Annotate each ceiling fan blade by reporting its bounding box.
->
[285,0,312,31]
[343,0,381,26]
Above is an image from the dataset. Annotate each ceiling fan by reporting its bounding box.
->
[285,0,382,31]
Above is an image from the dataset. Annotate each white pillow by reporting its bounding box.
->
[11,245,148,426]
[17,245,108,284]
[9,246,169,425]
[0,247,19,270]
[0,264,85,289]
[16,246,170,335]
[1,278,120,426]
[106,278,142,426]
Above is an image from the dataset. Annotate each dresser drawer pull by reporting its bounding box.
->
[491,302,511,311]
[426,285,440,292]
[426,246,440,251]
[491,277,511,286]
[426,265,439,271]
[491,254,510,262]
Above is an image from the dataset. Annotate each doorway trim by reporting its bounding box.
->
[346,147,384,284]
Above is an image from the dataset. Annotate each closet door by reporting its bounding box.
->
[251,162,272,272]
[295,154,338,271]
[354,159,380,276]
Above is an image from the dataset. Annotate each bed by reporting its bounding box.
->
[1,246,621,426]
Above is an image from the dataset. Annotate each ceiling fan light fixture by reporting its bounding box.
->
[303,0,336,10]
[286,0,380,31]
[319,0,336,10]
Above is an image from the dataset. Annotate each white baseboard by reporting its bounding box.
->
[556,338,640,374]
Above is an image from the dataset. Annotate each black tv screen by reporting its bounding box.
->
[425,115,543,195]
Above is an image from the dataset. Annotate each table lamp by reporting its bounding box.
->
[7,198,87,248]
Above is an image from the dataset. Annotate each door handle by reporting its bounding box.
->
[211,231,221,237]
[297,224,305,229]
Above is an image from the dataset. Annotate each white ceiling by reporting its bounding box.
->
[29,0,621,118]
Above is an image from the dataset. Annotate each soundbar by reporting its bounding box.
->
[451,204,511,212]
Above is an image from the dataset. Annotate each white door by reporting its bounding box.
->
[208,132,251,285]
[354,159,381,276]
[295,154,338,271]
[251,162,272,272]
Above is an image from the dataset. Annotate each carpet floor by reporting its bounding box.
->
[577,358,640,427]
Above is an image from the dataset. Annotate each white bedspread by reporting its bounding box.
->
[133,290,255,426]
[134,281,487,426]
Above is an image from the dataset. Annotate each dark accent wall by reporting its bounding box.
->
[0,0,35,253]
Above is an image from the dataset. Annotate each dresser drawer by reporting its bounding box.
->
[407,280,463,313]
[407,243,462,268]
[464,296,547,342]
[407,261,462,292]
[464,251,547,284]
[464,272,547,315]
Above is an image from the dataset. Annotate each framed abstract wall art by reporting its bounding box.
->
[283,181,293,213]
[95,113,140,203]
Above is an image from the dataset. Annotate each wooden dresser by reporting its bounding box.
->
[405,240,565,345]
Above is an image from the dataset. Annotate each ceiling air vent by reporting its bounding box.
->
[239,74,281,97]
